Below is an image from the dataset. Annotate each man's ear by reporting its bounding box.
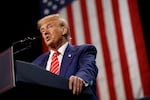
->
[62,27,67,35]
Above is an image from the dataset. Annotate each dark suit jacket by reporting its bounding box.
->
[32,43,99,100]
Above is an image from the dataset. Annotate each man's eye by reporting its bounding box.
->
[47,25,53,29]
[40,29,45,33]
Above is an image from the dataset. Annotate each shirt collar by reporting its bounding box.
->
[50,42,68,56]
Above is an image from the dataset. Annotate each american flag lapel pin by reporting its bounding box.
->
[68,54,71,58]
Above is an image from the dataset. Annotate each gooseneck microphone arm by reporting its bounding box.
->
[12,36,40,46]
[12,35,40,55]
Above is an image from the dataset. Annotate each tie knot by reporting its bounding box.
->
[53,50,60,56]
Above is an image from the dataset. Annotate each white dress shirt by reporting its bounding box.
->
[46,42,68,72]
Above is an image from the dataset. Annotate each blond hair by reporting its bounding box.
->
[37,14,70,41]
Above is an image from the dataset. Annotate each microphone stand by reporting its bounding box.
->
[13,45,32,55]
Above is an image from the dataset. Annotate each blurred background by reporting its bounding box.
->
[0,0,149,63]
[0,0,149,100]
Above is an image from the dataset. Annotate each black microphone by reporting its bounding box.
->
[12,35,40,46]
[12,35,41,55]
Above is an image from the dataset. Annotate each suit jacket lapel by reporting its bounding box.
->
[59,44,75,77]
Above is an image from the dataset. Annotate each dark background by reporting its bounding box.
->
[138,0,150,65]
[0,0,149,64]
[0,0,42,62]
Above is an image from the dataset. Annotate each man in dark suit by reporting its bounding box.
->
[32,14,99,100]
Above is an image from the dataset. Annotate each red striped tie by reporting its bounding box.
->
[50,51,59,75]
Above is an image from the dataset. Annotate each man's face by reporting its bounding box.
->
[40,20,64,49]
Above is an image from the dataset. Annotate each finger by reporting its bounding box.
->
[69,76,74,90]
[78,78,84,94]
[75,77,83,95]
[73,77,78,94]
[79,80,83,93]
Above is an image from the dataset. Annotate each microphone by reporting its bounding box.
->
[12,35,40,46]
[12,35,41,55]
